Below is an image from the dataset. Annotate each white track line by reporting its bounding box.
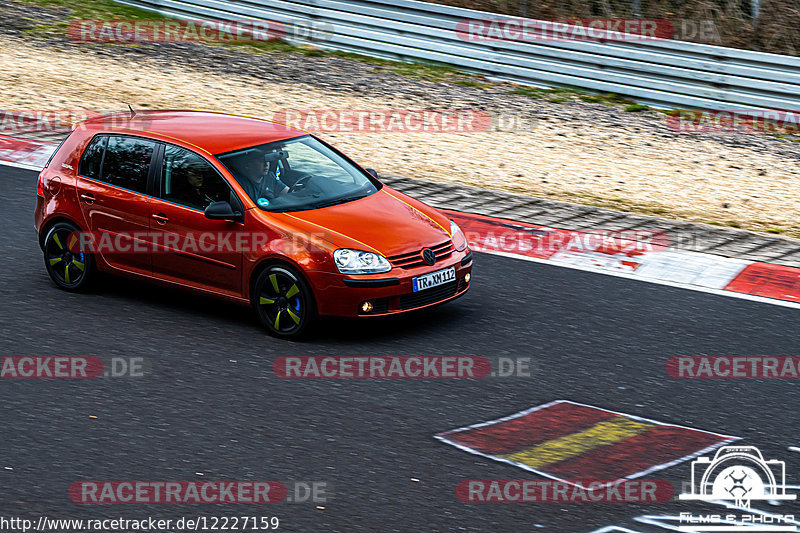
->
[481,249,800,311]
[0,159,45,171]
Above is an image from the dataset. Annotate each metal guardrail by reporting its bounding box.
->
[115,0,800,111]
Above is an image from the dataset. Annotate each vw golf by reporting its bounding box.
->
[34,111,472,338]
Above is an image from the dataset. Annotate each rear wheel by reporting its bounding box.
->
[252,265,315,339]
[42,222,94,291]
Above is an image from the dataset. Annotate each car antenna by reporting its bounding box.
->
[127,104,136,118]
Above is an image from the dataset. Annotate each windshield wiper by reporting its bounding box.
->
[308,194,367,209]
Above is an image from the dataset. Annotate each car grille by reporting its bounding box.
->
[387,240,454,269]
[358,277,468,315]
[398,281,458,310]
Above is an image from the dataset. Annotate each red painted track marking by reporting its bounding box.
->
[723,262,800,302]
[442,401,619,454]
[436,400,737,487]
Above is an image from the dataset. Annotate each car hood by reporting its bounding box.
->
[280,187,452,257]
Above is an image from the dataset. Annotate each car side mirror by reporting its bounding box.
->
[204,201,243,222]
[366,168,378,178]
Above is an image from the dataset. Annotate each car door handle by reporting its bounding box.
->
[80,193,95,204]
[152,213,169,224]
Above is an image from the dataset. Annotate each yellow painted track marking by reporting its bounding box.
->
[500,417,653,469]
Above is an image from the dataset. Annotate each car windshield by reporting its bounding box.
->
[216,135,380,212]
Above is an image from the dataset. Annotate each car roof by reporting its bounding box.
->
[77,110,306,155]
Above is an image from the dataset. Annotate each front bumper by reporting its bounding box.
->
[307,250,473,317]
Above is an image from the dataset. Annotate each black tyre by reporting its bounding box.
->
[42,222,94,291]
[252,264,315,339]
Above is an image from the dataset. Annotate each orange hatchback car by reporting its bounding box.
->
[35,111,473,338]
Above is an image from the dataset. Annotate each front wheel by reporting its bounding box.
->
[252,265,315,339]
[42,222,94,291]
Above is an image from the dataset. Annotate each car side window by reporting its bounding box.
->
[78,135,107,180]
[161,144,234,211]
[101,136,156,193]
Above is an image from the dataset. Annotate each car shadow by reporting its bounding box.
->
[91,273,253,324]
[88,273,475,343]
[309,304,474,343]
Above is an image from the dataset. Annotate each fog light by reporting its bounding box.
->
[361,301,374,313]
[465,273,471,283]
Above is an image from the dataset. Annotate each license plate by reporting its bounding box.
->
[412,267,456,292]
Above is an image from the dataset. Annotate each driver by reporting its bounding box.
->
[183,166,210,208]
[238,150,289,201]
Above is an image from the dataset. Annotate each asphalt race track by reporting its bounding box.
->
[1,165,799,532]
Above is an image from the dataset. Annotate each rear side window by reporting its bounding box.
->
[78,135,107,179]
[101,136,156,193]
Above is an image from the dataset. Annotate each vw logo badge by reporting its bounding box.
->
[421,248,436,266]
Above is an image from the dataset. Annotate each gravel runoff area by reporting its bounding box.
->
[2,0,800,238]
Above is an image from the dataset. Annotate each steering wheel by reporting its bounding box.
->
[288,174,313,193]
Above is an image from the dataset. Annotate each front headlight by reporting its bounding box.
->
[451,220,467,251]
[334,249,392,274]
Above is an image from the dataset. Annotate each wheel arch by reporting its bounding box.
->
[38,215,84,251]
[248,255,317,309]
